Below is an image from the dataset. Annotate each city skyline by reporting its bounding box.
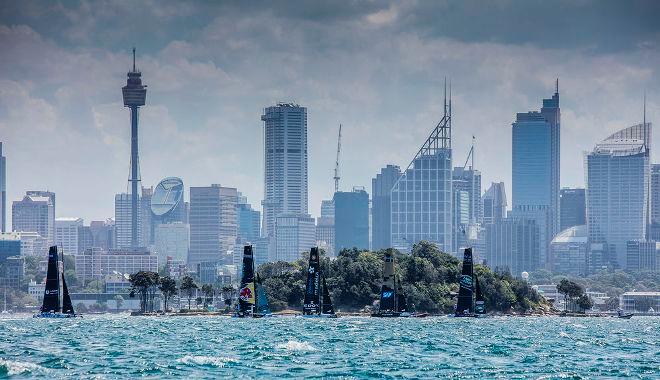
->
[1,1,659,225]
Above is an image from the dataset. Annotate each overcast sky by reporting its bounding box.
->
[1,0,659,224]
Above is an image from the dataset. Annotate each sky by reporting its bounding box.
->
[0,0,659,225]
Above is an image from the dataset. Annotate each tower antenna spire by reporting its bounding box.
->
[556,78,559,94]
[644,90,647,126]
[132,47,136,72]
[444,77,447,117]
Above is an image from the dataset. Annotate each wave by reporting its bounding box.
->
[0,359,43,376]
[276,340,317,352]
[177,355,236,367]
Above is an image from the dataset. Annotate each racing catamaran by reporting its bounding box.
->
[302,247,337,318]
[34,246,81,318]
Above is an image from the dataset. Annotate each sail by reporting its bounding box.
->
[378,252,397,311]
[255,274,271,315]
[303,247,322,315]
[475,276,485,314]
[41,246,61,313]
[455,247,475,315]
[321,275,335,315]
[396,289,408,313]
[61,273,74,314]
[238,245,256,315]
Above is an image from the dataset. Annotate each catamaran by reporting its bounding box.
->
[371,251,416,317]
[34,246,81,318]
[234,245,272,318]
[302,247,337,318]
[454,247,486,318]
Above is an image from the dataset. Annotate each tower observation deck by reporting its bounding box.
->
[122,48,147,248]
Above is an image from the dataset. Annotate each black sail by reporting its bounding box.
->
[378,252,396,312]
[396,281,408,313]
[61,273,74,314]
[41,246,61,313]
[455,247,475,316]
[303,248,322,315]
[237,245,256,315]
[475,276,486,314]
[321,275,335,315]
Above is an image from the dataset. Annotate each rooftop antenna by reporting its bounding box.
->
[444,77,447,117]
[644,90,647,127]
[556,78,559,94]
[132,47,136,72]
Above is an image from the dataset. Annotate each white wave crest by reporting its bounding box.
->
[0,359,42,376]
[276,340,317,352]
[177,355,236,367]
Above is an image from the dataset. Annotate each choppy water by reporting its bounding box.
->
[0,314,658,378]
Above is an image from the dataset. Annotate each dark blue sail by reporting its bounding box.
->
[475,276,485,315]
[455,247,475,316]
[303,248,321,315]
[237,245,256,316]
[321,275,335,315]
[61,273,74,315]
[41,246,60,313]
[378,252,397,312]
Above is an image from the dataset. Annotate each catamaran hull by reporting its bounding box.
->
[371,311,408,318]
[33,312,82,319]
[302,313,338,319]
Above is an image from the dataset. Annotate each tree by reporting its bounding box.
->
[605,296,620,311]
[113,295,124,312]
[221,285,235,308]
[577,294,593,312]
[159,276,177,311]
[180,276,198,310]
[129,271,160,313]
[201,284,214,309]
[64,269,78,288]
[557,279,585,312]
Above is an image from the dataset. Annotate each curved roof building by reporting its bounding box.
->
[586,123,651,271]
[550,225,587,275]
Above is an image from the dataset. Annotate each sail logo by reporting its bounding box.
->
[45,290,58,295]
[239,285,254,302]
[308,266,315,274]
[460,275,473,288]
[382,291,394,298]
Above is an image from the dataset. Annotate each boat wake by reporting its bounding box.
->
[177,355,237,367]
[0,359,44,376]
[276,340,317,352]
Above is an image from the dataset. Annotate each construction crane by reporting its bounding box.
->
[333,124,342,193]
[462,135,475,171]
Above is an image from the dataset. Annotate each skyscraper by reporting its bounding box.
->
[0,142,5,233]
[391,81,453,253]
[485,217,539,276]
[12,192,55,244]
[586,123,651,271]
[334,188,369,255]
[274,214,315,262]
[122,48,147,249]
[189,185,238,266]
[371,165,401,250]
[559,188,586,231]
[482,182,507,225]
[115,193,142,249]
[650,164,660,240]
[511,83,560,267]
[261,103,308,241]
[237,193,260,244]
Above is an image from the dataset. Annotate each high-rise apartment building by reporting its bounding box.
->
[320,200,335,219]
[391,84,453,253]
[55,217,83,255]
[274,214,315,262]
[559,188,586,231]
[154,222,189,263]
[261,103,308,241]
[371,165,401,250]
[482,182,507,225]
[12,192,55,244]
[586,123,651,271]
[511,84,560,268]
[626,240,658,273]
[0,142,6,233]
[334,188,369,255]
[189,185,238,266]
[75,247,158,283]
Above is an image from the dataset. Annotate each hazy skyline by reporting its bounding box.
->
[1,0,659,225]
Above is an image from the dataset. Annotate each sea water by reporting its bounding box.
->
[0,315,658,378]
